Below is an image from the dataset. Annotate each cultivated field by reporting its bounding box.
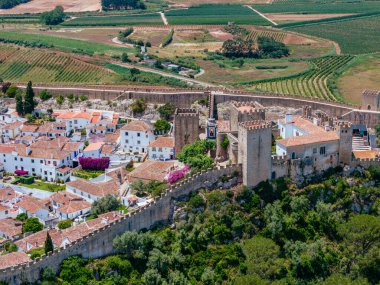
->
[0,44,115,83]
[166,0,271,7]
[0,29,131,56]
[288,15,380,54]
[243,55,354,102]
[165,4,271,25]
[0,0,101,14]
[62,13,163,27]
[252,2,380,14]
[337,54,380,104]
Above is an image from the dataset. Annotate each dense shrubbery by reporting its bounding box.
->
[166,165,190,184]
[0,0,30,9]
[177,140,216,171]
[40,6,66,25]
[101,0,145,11]
[161,29,174,47]
[47,169,380,284]
[79,157,110,171]
[222,36,289,59]
[90,194,121,215]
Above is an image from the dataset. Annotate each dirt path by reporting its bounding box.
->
[110,61,218,88]
[244,5,278,26]
[159,12,169,25]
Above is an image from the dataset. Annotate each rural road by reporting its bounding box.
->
[244,5,278,26]
[110,61,218,88]
[159,12,169,25]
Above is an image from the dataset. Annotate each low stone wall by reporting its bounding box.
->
[0,164,241,285]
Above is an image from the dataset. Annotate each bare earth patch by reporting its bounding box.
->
[0,0,101,14]
[210,30,234,40]
[265,13,353,22]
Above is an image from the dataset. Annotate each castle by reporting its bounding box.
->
[215,101,356,187]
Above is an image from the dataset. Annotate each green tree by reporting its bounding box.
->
[131,98,147,115]
[158,103,175,120]
[16,213,27,221]
[57,219,73,230]
[338,214,380,274]
[5,85,18,98]
[131,179,147,196]
[24,81,35,114]
[154,120,170,132]
[90,194,121,215]
[56,95,65,105]
[121,52,130,63]
[40,6,66,25]
[59,256,93,285]
[15,93,24,116]
[39,90,52,101]
[44,232,54,254]
[23,217,43,233]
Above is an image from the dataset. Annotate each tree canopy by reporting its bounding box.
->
[40,6,66,25]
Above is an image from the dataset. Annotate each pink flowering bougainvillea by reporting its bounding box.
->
[15,170,28,176]
[79,157,110,171]
[167,165,190,184]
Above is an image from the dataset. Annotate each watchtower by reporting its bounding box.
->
[361,90,380,111]
[174,108,199,157]
[238,121,272,187]
[335,121,353,165]
[230,101,266,132]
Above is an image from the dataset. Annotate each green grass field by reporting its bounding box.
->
[62,13,163,27]
[165,4,271,25]
[0,30,131,56]
[288,15,380,54]
[253,1,380,14]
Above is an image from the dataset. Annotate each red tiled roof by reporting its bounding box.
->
[66,178,119,198]
[16,196,48,214]
[148,137,174,148]
[121,120,152,132]
[0,252,30,269]
[128,160,174,182]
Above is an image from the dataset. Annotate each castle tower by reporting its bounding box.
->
[230,101,266,132]
[238,121,272,187]
[174,108,199,157]
[335,121,353,165]
[361,90,380,110]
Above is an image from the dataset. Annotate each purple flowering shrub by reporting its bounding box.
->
[79,157,110,171]
[167,165,190,184]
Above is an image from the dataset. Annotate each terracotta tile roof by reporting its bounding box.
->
[353,150,379,159]
[56,166,72,173]
[57,199,91,214]
[0,218,22,238]
[148,137,174,148]
[2,121,23,130]
[106,167,127,184]
[50,191,83,204]
[66,178,119,198]
[28,147,70,160]
[21,123,41,133]
[30,137,69,150]
[277,132,339,148]
[84,142,104,152]
[0,204,10,212]
[0,186,17,201]
[279,115,325,135]
[128,160,174,182]
[91,116,101,124]
[121,120,152,132]
[0,252,30,269]
[0,144,18,154]
[104,129,120,144]
[62,142,82,152]
[101,144,115,155]
[16,196,48,214]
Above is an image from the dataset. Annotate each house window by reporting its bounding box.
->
[291,152,296,159]
[15,166,18,170]
[32,168,35,172]
[40,160,43,163]
[125,140,129,144]
[137,133,140,137]
[31,159,34,163]
[152,147,156,151]
[320,146,326,155]
[158,148,162,152]
[137,141,141,144]
[313,148,317,154]
[20,158,23,161]
[74,120,78,124]
[14,157,17,161]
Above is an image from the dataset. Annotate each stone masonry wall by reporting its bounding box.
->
[0,165,241,285]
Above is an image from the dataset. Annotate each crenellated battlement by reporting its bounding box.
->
[175,108,199,117]
[0,164,242,283]
[231,101,265,114]
[239,120,272,130]
[334,121,352,128]
[272,155,288,162]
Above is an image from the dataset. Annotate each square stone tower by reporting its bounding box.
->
[238,121,272,188]
[174,108,199,157]
[335,121,353,165]
[361,90,380,111]
[230,101,266,132]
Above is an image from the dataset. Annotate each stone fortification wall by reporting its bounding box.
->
[0,165,241,285]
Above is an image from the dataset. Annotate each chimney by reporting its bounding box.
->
[285,114,292,124]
